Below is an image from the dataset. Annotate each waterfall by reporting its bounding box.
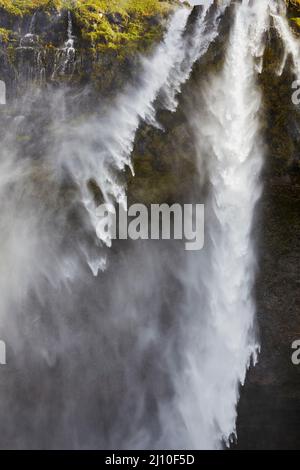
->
[17,11,48,86]
[0,0,298,451]
[56,4,229,256]
[171,0,269,449]
[161,0,230,111]
[63,11,76,73]
[20,11,37,46]
[29,11,37,35]
[270,0,300,76]
[54,8,190,251]
[52,11,76,79]
[65,10,75,61]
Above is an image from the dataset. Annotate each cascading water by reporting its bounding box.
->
[161,0,230,112]
[54,8,192,250]
[16,11,45,86]
[20,11,37,47]
[58,2,228,256]
[170,0,270,449]
[270,0,300,76]
[52,10,76,79]
[0,0,298,451]
[64,11,76,71]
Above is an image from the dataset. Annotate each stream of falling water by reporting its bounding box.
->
[172,0,270,449]
[270,0,300,76]
[54,5,222,256]
[0,0,299,450]
[161,0,230,111]
[52,10,76,79]
[165,0,300,449]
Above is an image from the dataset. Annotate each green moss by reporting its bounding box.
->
[0,0,63,15]
[0,0,178,51]
[0,26,12,42]
[290,17,300,27]
[0,0,176,15]
[72,0,176,53]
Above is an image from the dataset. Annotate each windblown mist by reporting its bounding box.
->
[0,0,299,450]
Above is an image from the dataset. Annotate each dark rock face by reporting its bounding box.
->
[259,27,300,179]
[106,12,124,28]
[0,7,68,44]
[234,183,300,449]
[185,4,204,30]
[0,7,168,100]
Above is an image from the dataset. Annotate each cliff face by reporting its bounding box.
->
[0,1,300,203]
[0,0,196,208]
[0,1,179,98]
[0,2,299,451]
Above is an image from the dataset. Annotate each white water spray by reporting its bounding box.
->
[65,10,75,57]
[55,4,228,257]
[174,0,270,448]
[0,0,298,450]
[270,0,300,76]
[55,9,191,248]
[20,11,37,47]
[162,0,230,111]
[52,10,76,79]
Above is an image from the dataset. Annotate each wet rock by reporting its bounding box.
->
[106,12,124,27]
[20,33,39,48]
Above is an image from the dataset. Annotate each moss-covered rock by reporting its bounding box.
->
[0,0,180,98]
[72,1,177,52]
[0,1,178,50]
[0,1,182,97]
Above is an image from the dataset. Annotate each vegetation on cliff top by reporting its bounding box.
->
[0,1,180,50]
[0,0,62,15]
[72,1,177,51]
[0,0,177,16]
